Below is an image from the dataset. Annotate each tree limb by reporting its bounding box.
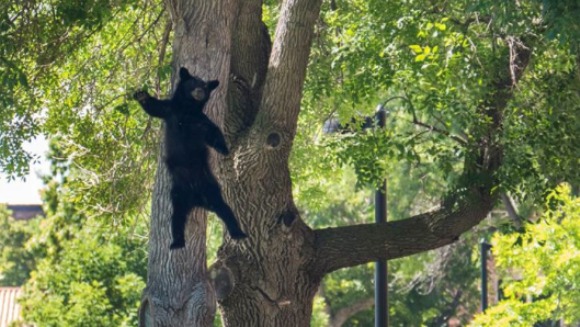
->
[313,188,494,276]
[426,290,463,327]
[501,193,522,228]
[256,0,323,136]
[411,118,468,145]
[389,94,468,145]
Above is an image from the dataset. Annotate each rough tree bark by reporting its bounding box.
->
[138,0,533,326]
[139,1,236,326]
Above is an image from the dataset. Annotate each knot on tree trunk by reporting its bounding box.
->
[209,260,235,301]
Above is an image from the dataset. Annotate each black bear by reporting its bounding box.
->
[133,67,247,249]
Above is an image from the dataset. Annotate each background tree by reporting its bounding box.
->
[0,141,148,327]
[0,205,40,286]
[1,0,579,326]
[470,184,580,327]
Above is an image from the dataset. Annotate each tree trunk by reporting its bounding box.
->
[211,0,324,325]
[139,1,533,326]
[139,1,236,326]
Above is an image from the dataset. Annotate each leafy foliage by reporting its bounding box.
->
[297,0,580,204]
[0,142,149,327]
[470,184,580,326]
[19,228,146,327]
[0,0,121,178]
[0,206,41,286]
[0,203,147,327]
[1,1,169,219]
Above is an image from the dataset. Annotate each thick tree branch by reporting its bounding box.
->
[256,0,323,136]
[218,0,324,240]
[313,189,494,276]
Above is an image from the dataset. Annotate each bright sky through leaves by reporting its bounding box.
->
[0,137,48,204]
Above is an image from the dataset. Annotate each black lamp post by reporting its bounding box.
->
[480,240,492,312]
[374,105,388,327]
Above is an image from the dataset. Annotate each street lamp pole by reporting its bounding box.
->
[480,240,492,312]
[375,106,388,327]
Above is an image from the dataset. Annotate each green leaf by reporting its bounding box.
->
[409,44,423,54]
[415,54,427,62]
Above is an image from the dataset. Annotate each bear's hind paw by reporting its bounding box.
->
[229,229,248,240]
[170,239,185,250]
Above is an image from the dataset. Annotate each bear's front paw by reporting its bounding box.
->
[133,90,150,103]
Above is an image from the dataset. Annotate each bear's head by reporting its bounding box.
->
[174,67,220,111]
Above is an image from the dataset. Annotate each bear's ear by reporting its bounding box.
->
[207,80,220,92]
[179,67,192,80]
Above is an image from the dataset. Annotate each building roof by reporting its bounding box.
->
[0,287,22,327]
[6,204,44,221]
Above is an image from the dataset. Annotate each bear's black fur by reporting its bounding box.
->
[133,67,247,249]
